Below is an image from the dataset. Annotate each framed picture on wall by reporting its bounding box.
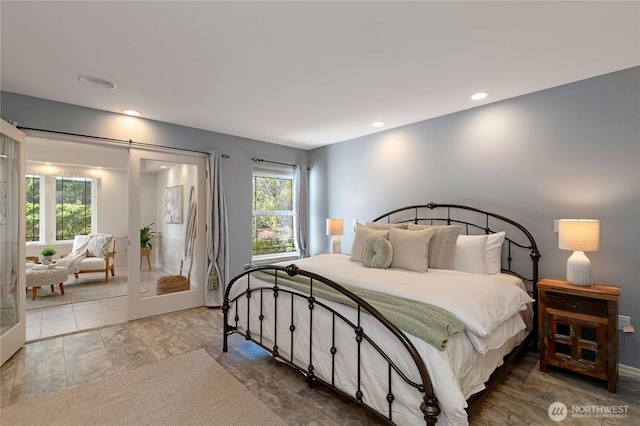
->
[164,185,183,224]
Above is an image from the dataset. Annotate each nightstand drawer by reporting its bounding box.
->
[545,293,607,317]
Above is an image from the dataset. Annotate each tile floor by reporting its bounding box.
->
[25,269,171,341]
[3,306,640,425]
[26,296,127,341]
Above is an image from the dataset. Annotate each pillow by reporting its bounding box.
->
[407,224,461,270]
[452,234,488,274]
[366,222,408,230]
[87,234,113,258]
[362,237,393,269]
[485,231,506,274]
[350,223,389,262]
[71,234,91,253]
[388,228,435,272]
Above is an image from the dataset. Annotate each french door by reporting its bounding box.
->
[0,120,26,365]
[127,148,206,320]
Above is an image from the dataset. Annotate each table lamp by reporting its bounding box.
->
[326,218,344,254]
[558,219,599,286]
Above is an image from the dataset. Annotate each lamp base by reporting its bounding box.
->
[331,236,341,254]
[566,250,592,286]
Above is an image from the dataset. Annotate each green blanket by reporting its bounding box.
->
[251,269,465,350]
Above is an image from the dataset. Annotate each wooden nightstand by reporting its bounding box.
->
[538,278,620,392]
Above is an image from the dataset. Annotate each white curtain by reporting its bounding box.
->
[205,151,229,307]
[293,164,308,258]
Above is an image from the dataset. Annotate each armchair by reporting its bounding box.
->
[62,234,116,283]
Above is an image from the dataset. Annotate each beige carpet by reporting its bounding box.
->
[26,276,147,310]
[1,349,287,426]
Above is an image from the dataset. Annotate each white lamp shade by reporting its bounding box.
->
[558,219,599,252]
[326,218,344,236]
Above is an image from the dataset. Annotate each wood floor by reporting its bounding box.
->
[2,306,638,425]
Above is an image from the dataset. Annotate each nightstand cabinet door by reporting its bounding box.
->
[546,310,607,376]
[538,278,620,393]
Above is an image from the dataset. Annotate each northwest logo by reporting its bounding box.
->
[548,401,568,422]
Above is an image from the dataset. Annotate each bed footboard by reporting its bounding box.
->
[223,263,439,426]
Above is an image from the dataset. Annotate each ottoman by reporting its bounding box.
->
[25,266,69,300]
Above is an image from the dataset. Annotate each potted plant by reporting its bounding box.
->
[41,247,56,261]
[140,223,159,250]
[140,223,159,270]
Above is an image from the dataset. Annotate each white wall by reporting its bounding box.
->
[140,172,158,268]
[154,164,198,277]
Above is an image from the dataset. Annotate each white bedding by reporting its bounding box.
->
[227,254,534,425]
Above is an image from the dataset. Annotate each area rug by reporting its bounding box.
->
[26,276,145,310]
[0,348,287,426]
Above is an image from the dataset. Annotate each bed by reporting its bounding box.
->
[223,203,540,425]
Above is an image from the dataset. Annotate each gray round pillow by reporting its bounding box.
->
[362,237,393,269]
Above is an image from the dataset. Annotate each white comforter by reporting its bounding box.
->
[227,254,534,425]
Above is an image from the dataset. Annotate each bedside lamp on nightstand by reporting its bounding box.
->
[558,219,599,286]
[326,218,344,254]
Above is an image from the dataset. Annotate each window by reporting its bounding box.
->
[25,174,96,243]
[26,175,40,242]
[55,177,92,240]
[252,167,295,258]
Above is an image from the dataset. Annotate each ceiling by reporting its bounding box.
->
[2,1,639,150]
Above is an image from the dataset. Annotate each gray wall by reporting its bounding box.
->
[0,92,309,278]
[308,67,640,368]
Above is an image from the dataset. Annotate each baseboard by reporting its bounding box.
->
[619,363,640,379]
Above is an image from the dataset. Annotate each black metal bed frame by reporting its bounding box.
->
[223,203,540,425]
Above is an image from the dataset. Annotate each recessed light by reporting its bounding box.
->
[371,121,386,128]
[78,75,116,89]
[470,92,490,101]
[123,110,142,117]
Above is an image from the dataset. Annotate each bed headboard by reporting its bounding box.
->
[371,202,540,293]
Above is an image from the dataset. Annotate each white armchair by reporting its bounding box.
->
[63,234,116,283]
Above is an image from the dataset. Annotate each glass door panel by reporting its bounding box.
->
[1,120,26,365]
[128,149,205,320]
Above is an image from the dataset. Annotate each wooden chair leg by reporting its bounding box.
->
[59,282,65,295]
[32,287,38,300]
[50,284,55,292]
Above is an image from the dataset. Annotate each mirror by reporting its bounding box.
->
[139,159,198,297]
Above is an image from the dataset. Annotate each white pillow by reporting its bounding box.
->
[485,231,506,274]
[87,234,113,258]
[388,228,435,272]
[453,234,488,274]
[350,223,389,263]
[71,234,91,253]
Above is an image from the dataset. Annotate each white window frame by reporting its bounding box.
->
[251,165,298,262]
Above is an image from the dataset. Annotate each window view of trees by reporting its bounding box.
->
[56,177,91,240]
[26,175,40,242]
[252,174,295,256]
[26,175,93,242]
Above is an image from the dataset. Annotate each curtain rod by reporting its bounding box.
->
[251,157,309,170]
[16,125,230,158]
